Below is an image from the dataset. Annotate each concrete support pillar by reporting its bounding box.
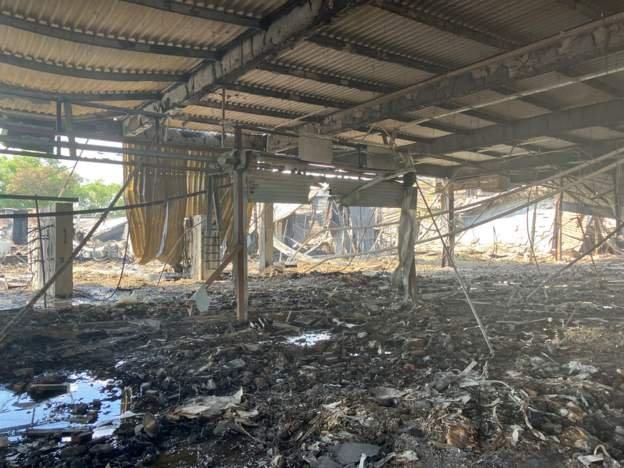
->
[232,129,249,321]
[191,215,221,280]
[441,181,455,268]
[31,202,73,298]
[259,203,274,270]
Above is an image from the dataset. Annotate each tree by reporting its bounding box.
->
[0,157,82,209]
[0,156,122,212]
[75,180,122,210]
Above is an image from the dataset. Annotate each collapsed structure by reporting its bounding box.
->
[2,1,624,466]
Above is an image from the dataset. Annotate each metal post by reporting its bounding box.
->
[232,128,249,321]
[259,203,274,270]
[441,181,455,267]
[553,185,563,261]
[34,199,47,308]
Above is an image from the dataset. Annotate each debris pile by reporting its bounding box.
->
[0,262,623,466]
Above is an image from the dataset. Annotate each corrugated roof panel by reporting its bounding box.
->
[0,26,200,74]
[414,157,458,166]
[175,0,288,19]
[404,106,496,128]
[0,0,248,50]
[402,0,591,45]
[323,4,500,69]
[275,41,432,88]
[453,90,549,120]
[238,69,380,103]
[0,63,168,93]
[565,127,624,141]
[202,90,331,116]
[183,105,292,128]
[520,137,575,149]
[395,123,451,139]
[511,71,612,109]
[447,151,496,162]
[167,119,223,133]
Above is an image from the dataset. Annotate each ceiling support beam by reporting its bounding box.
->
[123,0,362,136]
[0,53,184,82]
[121,0,263,29]
[188,100,324,122]
[402,99,624,155]
[256,62,392,94]
[220,82,347,109]
[0,13,219,59]
[306,34,445,73]
[319,12,624,135]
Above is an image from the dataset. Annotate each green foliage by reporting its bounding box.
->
[75,181,123,210]
[0,156,121,212]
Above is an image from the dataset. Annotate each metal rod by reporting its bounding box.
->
[0,187,226,220]
[0,169,136,347]
[34,199,47,308]
[0,194,79,202]
[415,182,494,355]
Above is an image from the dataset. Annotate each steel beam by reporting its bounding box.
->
[0,53,184,82]
[307,34,445,73]
[0,13,219,59]
[221,82,348,109]
[403,99,624,155]
[191,99,324,122]
[257,62,392,94]
[320,13,624,135]
[123,0,362,136]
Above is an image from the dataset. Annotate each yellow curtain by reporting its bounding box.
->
[122,144,242,266]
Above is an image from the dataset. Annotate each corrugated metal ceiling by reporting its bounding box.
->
[0,26,199,74]
[397,0,592,45]
[322,4,500,69]
[0,0,622,172]
[275,41,432,88]
[0,0,253,50]
[0,63,168,93]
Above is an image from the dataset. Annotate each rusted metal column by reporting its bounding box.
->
[232,128,249,321]
[441,181,455,267]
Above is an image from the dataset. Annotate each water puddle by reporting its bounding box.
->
[0,372,121,441]
[287,331,332,347]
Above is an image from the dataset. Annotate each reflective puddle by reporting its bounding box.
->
[287,332,332,347]
[0,372,121,441]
